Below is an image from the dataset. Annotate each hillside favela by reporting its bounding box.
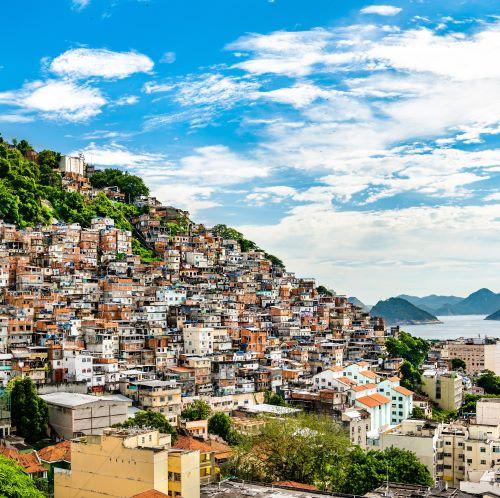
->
[1,1,500,498]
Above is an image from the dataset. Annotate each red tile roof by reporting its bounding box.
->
[0,447,45,474]
[132,491,169,498]
[273,481,318,491]
[351,383,377,392]
[39,440,71,463]
[356,392,391,408]
[173,435,231,458]
[393,385,414,396]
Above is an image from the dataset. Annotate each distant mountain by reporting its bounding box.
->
[485,309,500,321]
[397,294,463,314]
[435,288,500,316]
[370,297,440,325]
[348,296,371,312]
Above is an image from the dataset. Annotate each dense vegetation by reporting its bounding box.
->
[113,410,178,443]
[208,412,241,445]
[89,168,149,203]
[461,393,500,414]
[0,140,287,269]
[476,370,500,395]
[0,455,46,498]
[386,331,430,390]
[8,377,48,444]
[0,142,138,229]
[451,358,466,371]
[222,414,432,494]
[180,399,211,421]
[213,224,285,267]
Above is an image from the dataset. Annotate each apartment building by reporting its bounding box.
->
[124,380,182,426]
[421,370,463,411]
[54,428,200,498]
[445,338,500,375]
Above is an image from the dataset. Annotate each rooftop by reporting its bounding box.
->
[40,392,132,408]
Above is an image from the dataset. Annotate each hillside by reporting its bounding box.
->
[370,297,440,325]
[435,288,500,315]
[348,296,371,312]
[397,294,463,314]
[0,137,285,267]
[485,309,500,321]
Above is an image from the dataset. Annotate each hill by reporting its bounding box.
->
[370,297,440,325]
[0,137,286,268]
[435,288,500,315]
[348,297,371,312]
[485,309,500,321]
[397,294,463,314]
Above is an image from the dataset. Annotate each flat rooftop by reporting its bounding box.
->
[40,392,132,408]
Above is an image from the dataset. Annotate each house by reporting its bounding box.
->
[0,446,47,479]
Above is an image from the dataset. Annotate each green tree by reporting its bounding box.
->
[335,446,433,495]
[8,377,48,444]
[411,406,427,419]
[223,413,351,488]
[0,180,21,225]
[90,168,149,203]
[15,139,33,157]
[264,390,286,406]
[386,332,430,389]
[476,370,500,395]
[208,412,231,438]
[0,455,45,498]
[113,410,177,443]
[431,406,458,422]
[451,358,467,371]
[316,285,333,296]
[461,393,500,414]
[181,399,211,421]
[386,331,430,367]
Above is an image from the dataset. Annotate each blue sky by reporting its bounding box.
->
[1,0,499,303]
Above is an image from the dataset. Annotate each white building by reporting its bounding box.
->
[355,392,391,433]
[40,392,131,440]
[182,326,214,356]
[59,155,85,176]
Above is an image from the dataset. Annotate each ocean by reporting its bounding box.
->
[403,315,500,340]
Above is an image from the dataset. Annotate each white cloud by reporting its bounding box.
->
[152,184,219,216]
[259,83,337,108]
[484,192,500,202]
[0,80,105,121]
[0,113,34,123]
[226,28,339,76]
[50,48,154,79]
[160,51,176,64]
[145,73,259,107]
[360,5,402,16]
[246,186,297,206]
[143,74,260,128]
[72,0,90,10]
[71,142,165,166]
[368,25,500,80]
[173,145,270,186]
[114,95,139,106]
[240,203,500,302]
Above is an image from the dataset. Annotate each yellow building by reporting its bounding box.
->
[54,428,200,498]
[168,449,200,498]
[421,371,462,411]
